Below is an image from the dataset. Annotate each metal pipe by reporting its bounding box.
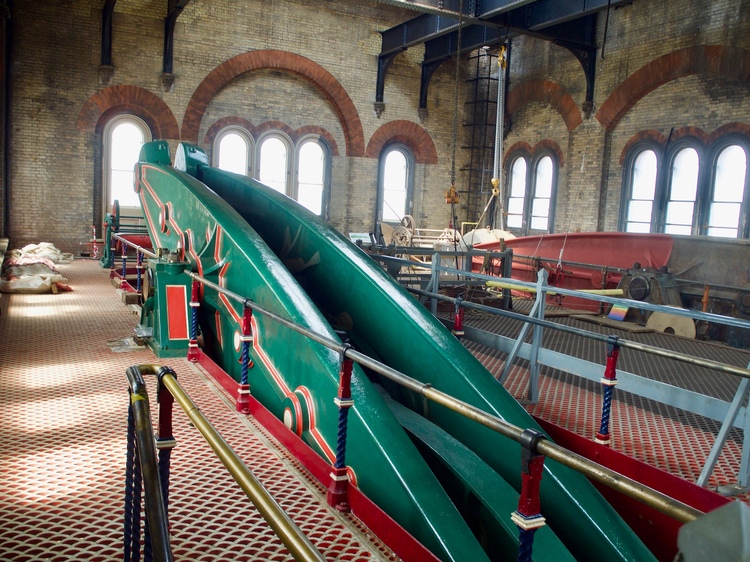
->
[112,233,157,258]
[157,372,326,562]
[125,366,173,562]
[182,273,706,524]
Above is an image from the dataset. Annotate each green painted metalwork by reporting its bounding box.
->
[135,141,489,562]
[182,142,657,562]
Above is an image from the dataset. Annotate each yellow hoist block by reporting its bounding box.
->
[445,184,459,204]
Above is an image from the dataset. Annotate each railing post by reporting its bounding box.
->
[121,244,128,281]
[328,347,354,512]
[452,296,465,338]
[512,429,546,562]
[136,251,143,294]
[124,391,143,562]
[156,367,177,528]
[187,281,201,362]
[237,304,254,414]
[528,269,547,403]
[595,335,621,446]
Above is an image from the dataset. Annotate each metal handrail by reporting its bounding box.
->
[409,287,750,381]
[126,366,173,562]
[113,232,157,259]
[135,364,326,562]
[184,270,703,523]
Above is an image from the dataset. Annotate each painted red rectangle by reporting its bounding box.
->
[166,285,189,340]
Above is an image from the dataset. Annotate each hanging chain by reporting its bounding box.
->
[449,0,465,188]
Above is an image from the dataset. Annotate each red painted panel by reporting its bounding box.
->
[166,285,189,340]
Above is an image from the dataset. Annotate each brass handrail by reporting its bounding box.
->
[126,366,173,562]
[135,364,326,562]
[182,271,705,524]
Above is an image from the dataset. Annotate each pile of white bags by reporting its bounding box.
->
[0,243,73,294]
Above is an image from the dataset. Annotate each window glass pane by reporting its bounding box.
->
[627,200,653,223]
[669,147,699,201]
[665,147,699,233]
[259,137,288,194]
[708,202,741,237]
[218,133,248,175]
[110,122,144,207]
[297,142,324,215]
[111,170,141,207]
[713,145,746,202]
[530,156,553,231]
[507,214,523,229]
[530,216,548,230]
[534,156,553,198]
[666,200,695,227]
[507,198,524,215]
[631,150,657,200]
[510,158,527,197]
[626,222,651,233]
[382,150,407,221]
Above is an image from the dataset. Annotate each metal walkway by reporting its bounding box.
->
[2,259,749,561]
[450,298,750,497]
[0,259,396,561]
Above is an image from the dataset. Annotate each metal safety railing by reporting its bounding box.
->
[180,269,704,529]
[390,254,750,488]
[123,364,326,562]
[109,233,157,299]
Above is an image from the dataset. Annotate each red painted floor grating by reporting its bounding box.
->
[460,309,750,503]
[0,259,396,561]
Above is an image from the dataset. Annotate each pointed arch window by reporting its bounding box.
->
[664,147,700,235]
[708,144,747,238]
[623,149,658,233]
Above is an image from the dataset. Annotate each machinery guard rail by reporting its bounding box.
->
[125,366,173,562]
[184,270,703,524]
[128,364,326,562]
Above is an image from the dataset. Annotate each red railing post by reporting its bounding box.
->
[512,429,546,562]
[328,347,354,512]
[236,304,253,414]
[187,281,201,362]
[595,335,621,446]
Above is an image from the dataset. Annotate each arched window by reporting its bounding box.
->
[214,128,252,175]
[504,149,557,234]
[664,146,700,235]
[621,135,750,238]
[258,135,290,195]
[506,156,527,229]
[531,155,554,231]
[377,145,412,224]
[708,144,747,237]
[103,115,151,218]
[623,149,658,232]
[295,138,328,216]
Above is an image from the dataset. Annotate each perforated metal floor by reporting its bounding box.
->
[457,304,750,498]
[0,259,396,561]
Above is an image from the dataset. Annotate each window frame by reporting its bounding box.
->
[256,132,294,196]
[213,127,254,176]
[620,135,750,238]
[376,143,414,226]
[102,114,152,221]
[503,148,558,235]
[294,135,332,219]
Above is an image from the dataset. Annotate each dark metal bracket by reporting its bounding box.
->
[162,0,192,92]
[99,0,116,85]
[374,50,404,118]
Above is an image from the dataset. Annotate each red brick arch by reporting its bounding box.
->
[76,85,179,139]
[597,45,750,131]
[503,140,564,168]
[506,80,583,132]
[181,50,364,157]
[365,120,438,164]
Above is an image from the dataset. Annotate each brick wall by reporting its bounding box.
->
[7,0,750,253]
